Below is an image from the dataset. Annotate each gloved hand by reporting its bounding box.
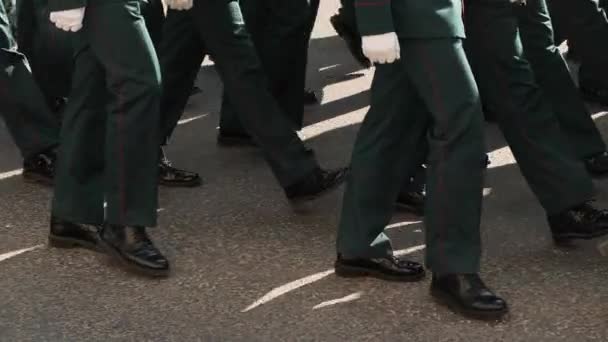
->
[166,0,193,11]
[49,8,85,32]
[361,32,400,64]
[510,0,526,5]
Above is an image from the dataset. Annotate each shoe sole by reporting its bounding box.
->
[158,178,203,188]
[334,263,426,282]
[430,287,508,321]
[98,238,170,278]
[22,173,53,187]
[48,234,101,253]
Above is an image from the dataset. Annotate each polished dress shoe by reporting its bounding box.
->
[431,273,508,320]
[548,201,608,245]
[99,225,170,277]
[395,190,425,216]
[335,254,425,282]
[330,12,371,68]
[304,89,319,105]
[48,216,101,251]
[22,149,56,186]
[284,167,348,202]
[159,157,202,188]
[584,151,608,177]
[217,130,257,147]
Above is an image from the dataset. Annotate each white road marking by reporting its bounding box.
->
[300,111,366,141]
[394,244,426,257]
[178,114,208,126]
[242,269,335,313]
[0,245,43,263]
[242,243,427,313]
[0,169,22,180]
[385,220,422,230]
[313,292,363,310]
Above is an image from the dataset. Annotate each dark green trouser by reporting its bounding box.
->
[464,1,593,215]
[546,0,608,89]
[16,0,73,108]
[16,0,164,107]
[0,0,58,159]
[140,0,164,50]
[337,38,485,274]
[52,0,161,226]
[219,0,315,134]
[159,2,318,187]
[515,0,605,159]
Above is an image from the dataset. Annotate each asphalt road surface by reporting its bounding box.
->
[1,2,608,341]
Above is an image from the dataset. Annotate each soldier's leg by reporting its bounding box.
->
[465,2,593,215]
[158,9,206,145]
[337,38,485,275]
[141,0,165,52]
[17,0,73,110]
[516,0,606,161]
[546,0,608,104]
[217,0,262,140]
[155,8,206,187]
[192,0,333,188]
[51,46,106,225]
[255,0,311,128]
[336,61,430,260]
[0,0,59,160]
[84,0,162,226]
[404,38,486,274]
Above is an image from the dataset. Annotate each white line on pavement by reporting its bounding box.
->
[394,244,426,257]
[385,221,422,230]
[178,114,208,126]
[242,269,335,313]
[0,245,43,263]
[0,169,22,180]
[313,292,363,310]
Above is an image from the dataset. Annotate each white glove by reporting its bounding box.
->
[166,0,193,11]
[49,8,85,32]
[361,32,400,64]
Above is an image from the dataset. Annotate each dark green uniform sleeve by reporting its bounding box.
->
[48,0,87,11]
[354,0,395,36]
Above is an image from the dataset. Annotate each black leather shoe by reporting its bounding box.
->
[330,12,371,68]
[548,201,608,245]
[284,167,348,202]
[22,150,56,186]
[304,89,319,105]
[217,131,257,147]
[395,190,425,216]
[159,156,202,188]
[584,151,608,177]
[335,254,425,282]
[431,273,508,321]
[48,216,101,251]
[99,225,170,277]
